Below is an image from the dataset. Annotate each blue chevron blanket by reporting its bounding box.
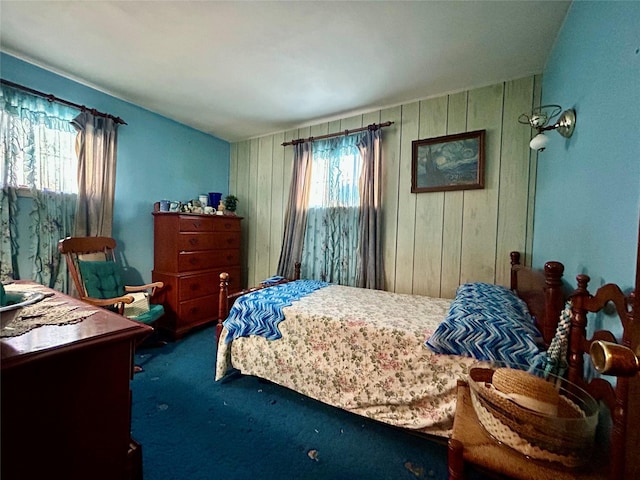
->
[426,282,544,366]
[223,280,329,342]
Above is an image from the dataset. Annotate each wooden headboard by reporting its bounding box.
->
[509,251,566,348]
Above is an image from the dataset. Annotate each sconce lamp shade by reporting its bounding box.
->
[519,105,576,152]
[529,133,549,151]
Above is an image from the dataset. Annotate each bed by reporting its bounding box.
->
[214,251,567,437]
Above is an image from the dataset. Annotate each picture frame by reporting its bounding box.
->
[411,130,485,193]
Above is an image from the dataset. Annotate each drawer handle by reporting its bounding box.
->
[226,238,235,245]
[189,238,199,246]
[192,221,201,229]
[223,223,232,230]
[190,307,200,315]
[190,284,200,291]
[189,258,200,265]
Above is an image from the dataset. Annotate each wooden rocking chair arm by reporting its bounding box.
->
[124,282,164,295]
[80,295,135,308]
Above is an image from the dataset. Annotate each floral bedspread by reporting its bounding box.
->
[215,284,483,436]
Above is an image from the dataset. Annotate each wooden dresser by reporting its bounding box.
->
[1,283,151,480]
[152,212,242,338]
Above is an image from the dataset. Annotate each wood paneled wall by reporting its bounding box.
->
[230,75,542,295]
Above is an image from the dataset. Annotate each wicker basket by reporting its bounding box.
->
[468,366,599,468]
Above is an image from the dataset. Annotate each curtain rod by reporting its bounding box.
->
[282,121,394,146]
[1,78,127,125]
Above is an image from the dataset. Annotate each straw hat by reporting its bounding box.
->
[469,367,592,457]
[492,367,561,416]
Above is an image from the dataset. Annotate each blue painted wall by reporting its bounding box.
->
[1,53,230,284]
[533,2,640,301]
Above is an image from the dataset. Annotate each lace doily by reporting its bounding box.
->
[1,284,97,338]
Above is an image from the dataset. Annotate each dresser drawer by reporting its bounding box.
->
[179,216,214,232]
[178,232,240,251]
[178,268,242,302]
[211,218,241,232]
[178,249,241,272]
[178,216,242,233]
[178,272,218,302]
[177,295,217,324]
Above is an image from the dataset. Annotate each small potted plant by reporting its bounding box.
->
[223,195,238,215]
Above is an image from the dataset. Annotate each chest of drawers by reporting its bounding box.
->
[152,212,242,338]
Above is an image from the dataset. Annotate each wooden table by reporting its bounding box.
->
[448,380,610,480]
[1,283,152,480]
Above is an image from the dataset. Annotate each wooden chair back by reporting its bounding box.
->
[58,236,118,299]
[569,278,634,480]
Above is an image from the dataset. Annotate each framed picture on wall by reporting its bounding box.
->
[411,130,485,193]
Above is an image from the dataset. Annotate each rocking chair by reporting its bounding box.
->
[58,236,166,369]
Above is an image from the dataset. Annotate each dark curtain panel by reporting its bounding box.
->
[276,142,313,279]
[356,128,384,289]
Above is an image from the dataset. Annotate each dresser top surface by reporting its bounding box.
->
[152,211,243,220]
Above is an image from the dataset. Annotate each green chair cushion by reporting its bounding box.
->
[132,303,165,325]
[77,260,164,324]
[78,260,124,299]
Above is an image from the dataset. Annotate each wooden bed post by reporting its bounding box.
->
[217,272,229,341]
[543,260,565,346]
[510,251,566,347]
[294,262,301,280]
[509,251,521,291]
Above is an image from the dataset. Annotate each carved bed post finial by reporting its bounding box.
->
[217,272,230,341]
[294,262,301,280]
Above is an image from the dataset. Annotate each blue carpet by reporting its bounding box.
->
[131,325,486,480]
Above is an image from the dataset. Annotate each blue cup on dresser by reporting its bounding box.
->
[208,192,222,209]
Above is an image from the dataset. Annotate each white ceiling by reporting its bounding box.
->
[0,1,570,142]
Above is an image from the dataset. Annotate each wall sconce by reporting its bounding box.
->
[590,340,640,377]
[518,104,576,151]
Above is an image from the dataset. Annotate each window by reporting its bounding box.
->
[1,84,78,193]
[301,135,364,285]
[279,127,383,289]
[307,143,362,208]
